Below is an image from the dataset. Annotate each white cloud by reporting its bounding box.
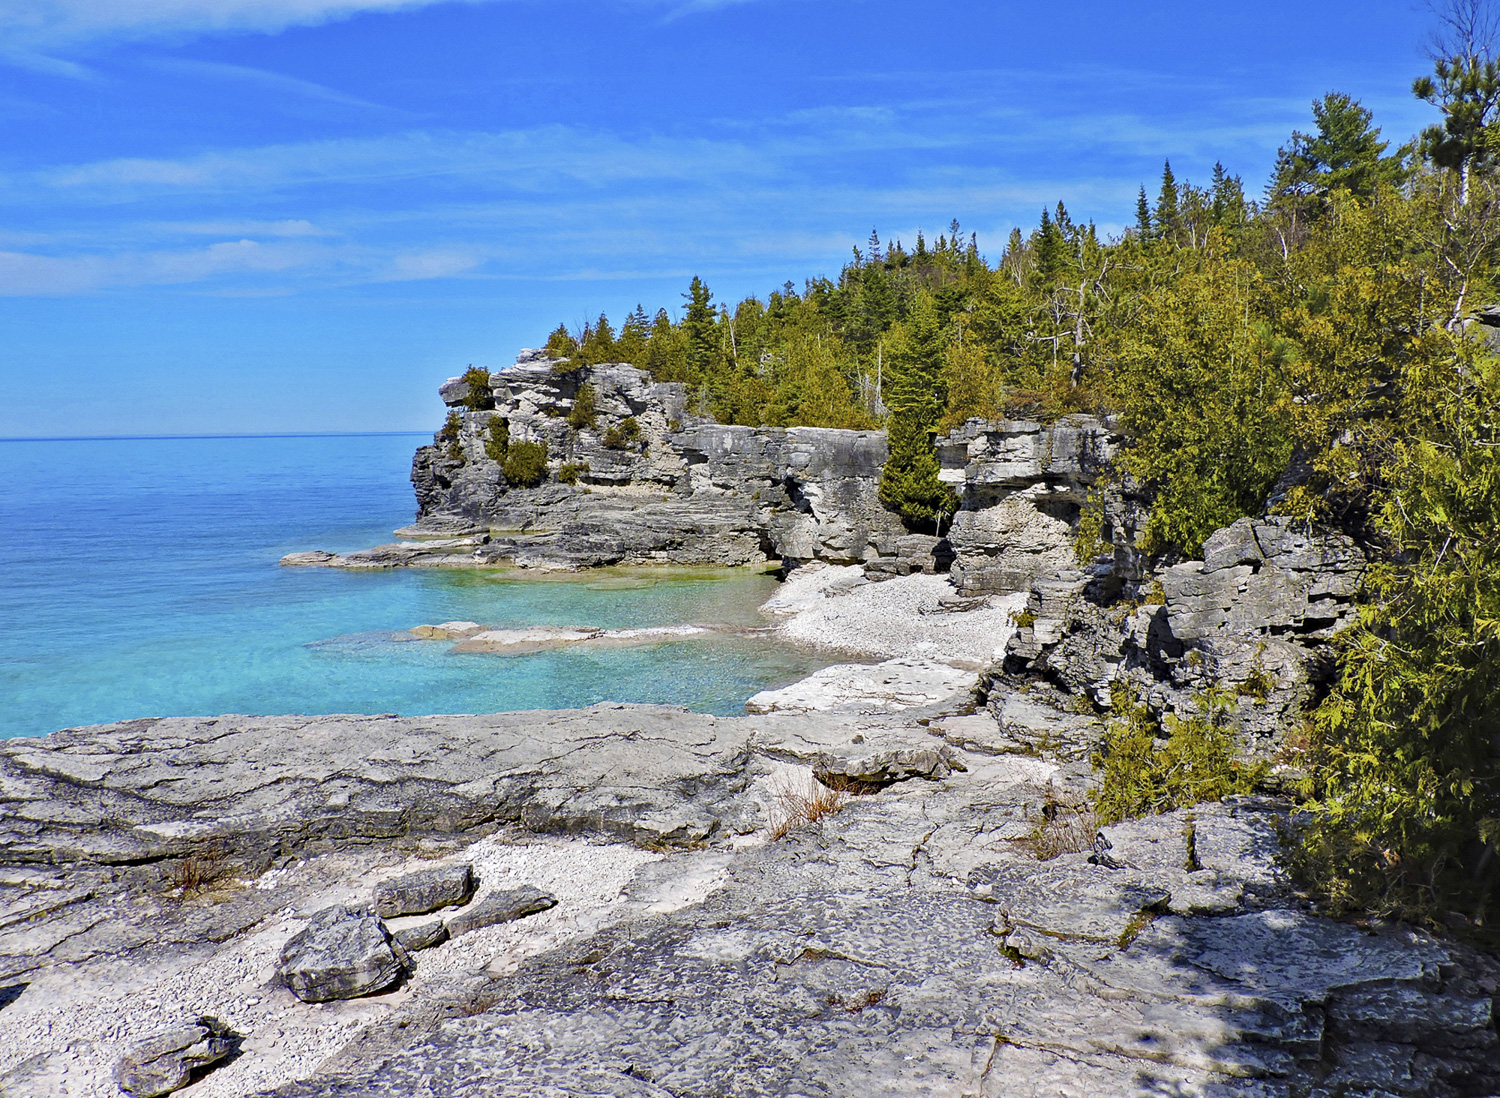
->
[0,0,773,55]
[1,0,474,50]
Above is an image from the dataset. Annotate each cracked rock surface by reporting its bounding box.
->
[1,702,1497,1097]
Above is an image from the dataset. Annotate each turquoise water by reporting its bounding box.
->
[0,434,823,738]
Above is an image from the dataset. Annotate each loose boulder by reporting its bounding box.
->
[114,1016,236,1097]
[446,887,557,937]
[393,919,449,952]
[277,905,408,1003]
[372,863,477,918]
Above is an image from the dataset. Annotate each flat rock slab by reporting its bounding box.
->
[0,705,763,870]
[278,906,409,1003]
[115,1017,236,1097]
[373,864,476,918]
[446,887,557,937]
[393,919,449,952]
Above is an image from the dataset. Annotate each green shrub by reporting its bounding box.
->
[1094,688,1265,825]
[558,462,589,485]
[568,384,598,430]
[503,440,549,487]
[484,418,510,463]
[1300,346,1500,931]
[439,410,465,464]
[603,416,641,449]
[460,366,494,411]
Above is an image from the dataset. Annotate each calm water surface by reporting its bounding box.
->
[0,434,825,738]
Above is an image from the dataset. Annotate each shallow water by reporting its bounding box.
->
[0,434,826,738]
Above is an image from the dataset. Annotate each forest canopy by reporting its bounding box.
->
[538,19,1500,933]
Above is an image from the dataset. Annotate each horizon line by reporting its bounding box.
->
[0,430,433,442]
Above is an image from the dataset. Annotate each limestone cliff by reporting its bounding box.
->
[406,350,907,569]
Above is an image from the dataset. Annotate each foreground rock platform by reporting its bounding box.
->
[2,704,1497,1097]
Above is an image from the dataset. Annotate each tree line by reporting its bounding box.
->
[535,6,1500,935]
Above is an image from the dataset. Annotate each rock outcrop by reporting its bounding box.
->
[984,516,1367,759]
[114,1017,237,1097]
[277,905,409,1003]
[361,350,909,569]
[4,704,1497,1096]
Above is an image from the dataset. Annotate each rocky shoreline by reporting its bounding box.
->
[4,695,1498,1096]
[4,355,1493,1095]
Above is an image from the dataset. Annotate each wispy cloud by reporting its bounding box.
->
[143,58,405,115]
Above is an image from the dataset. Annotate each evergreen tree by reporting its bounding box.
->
[1135,187,1153,237]
[1155,160,1183,243]
[681,277,718,384]
[1414,55,1500,205]
[1270,93,1410,206]
[879,411,957,532]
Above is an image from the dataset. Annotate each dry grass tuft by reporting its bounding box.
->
[767,773,849,840]
[1017,789,1097,861]
[167,842,229,898]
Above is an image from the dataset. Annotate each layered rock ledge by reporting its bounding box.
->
[3,699,1497,1097]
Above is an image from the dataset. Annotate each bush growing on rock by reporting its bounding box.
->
[604,416,641,449]
[485,417,509,463]
[568,383,598,430]
[503,440,549,487]
[558,462,589,485]
[460,366,494,411]
[439,410,466,464]
[1094,688,1265,825]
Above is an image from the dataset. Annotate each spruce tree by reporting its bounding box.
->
[1155,160,1182,243]
[681,277,718,386]
[1135,187,1153,238]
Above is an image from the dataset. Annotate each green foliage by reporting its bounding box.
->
[502,440,549,488]
[1302,346,1500,928]
[568,383,598,430]
[1414,53,1500,204]
[484,417,509,463]
[544,324,577,360]
[603,416,641,449]
[557,462,589,485]
[459,366,494,411]
[1094,689,1267,825]
[439,410,466,464]
[1269,92,1410,210]
[878,412,956,531]
[1110,252,1295,556]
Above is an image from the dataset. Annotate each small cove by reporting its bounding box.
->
[0,434,833,738]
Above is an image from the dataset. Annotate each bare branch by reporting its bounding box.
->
[1425,0,1500,62]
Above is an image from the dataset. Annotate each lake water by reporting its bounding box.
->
[0,434,827,739]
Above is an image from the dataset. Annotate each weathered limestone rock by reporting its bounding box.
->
[305,353,909,571]
[937,416,1133,596]
[983,516,1367,756]
[114,1017,237,1097]
[392,919,449,952]
[277,905,409,1003]
[445,886,556,937]
[811,744,966,787]
[372,864,476,918]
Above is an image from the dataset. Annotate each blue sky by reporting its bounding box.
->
[0,0,1441,436]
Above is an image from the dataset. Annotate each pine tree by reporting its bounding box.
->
[1415,56,1500,205]
[1135,187,1153,238]
[879,411,957,532]
[681,276,718,385]
[1155,160,1183,244]
[1270,93,1410,207]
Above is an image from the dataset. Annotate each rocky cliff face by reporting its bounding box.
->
[984,516,1367,763]
[936,415,1147,599]
[408,350,907,569]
